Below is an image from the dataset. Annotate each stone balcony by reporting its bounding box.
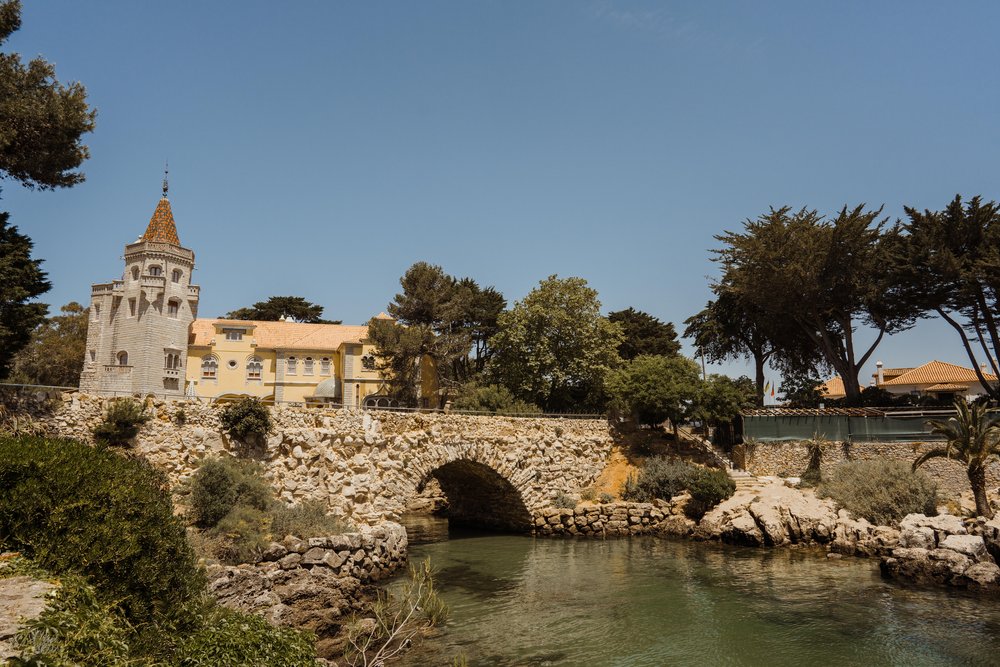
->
[103,364,132,375]
[163,368,182,378]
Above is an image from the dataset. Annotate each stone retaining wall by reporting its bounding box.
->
[736,439,1000,497]
[533,501,692,537]
[206,522,407,657]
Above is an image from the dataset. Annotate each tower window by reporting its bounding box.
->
[224,328,244,341]
[117,351,129,366]
[92,304,100,321]
[201,356,218,379]
[247,357,263,381]
[131,267,139,281]
[128,298,136,317]
[171,269,182,283]
[304,357,314,375]
[320,357,331,375]
[167,299,180,318]
[89,350,96,362]
[148,265,162,277]
[286,356,297,375]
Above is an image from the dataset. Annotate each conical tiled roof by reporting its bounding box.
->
[142,197,180,245]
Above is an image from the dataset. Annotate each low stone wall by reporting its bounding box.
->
[533,501,691,537]
[16,393,614,526]
[207,522,407,658]
[736,439,1000,497]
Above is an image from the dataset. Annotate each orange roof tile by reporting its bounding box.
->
[189,319,368,351]
[142,197,181,245]
[924,383,968,392]
[881,360,998,386]
[872,367,914,381]
[820,376,846,399]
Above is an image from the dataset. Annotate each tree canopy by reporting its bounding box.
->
[892,195,1000,401]
[608,307,680,360]
[606,355,701,435]
[368,262,506,406]
[10,301,87,387]
[712,205,912,401]
[488,275,623,412]
[0,1,96,191]
[0,212,50,379]
[224,296,338,324]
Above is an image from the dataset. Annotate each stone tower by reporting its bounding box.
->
[79,179,199,397]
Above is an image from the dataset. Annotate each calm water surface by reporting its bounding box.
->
[394,516,1000,667]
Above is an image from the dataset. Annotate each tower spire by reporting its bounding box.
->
[162,161,169,198]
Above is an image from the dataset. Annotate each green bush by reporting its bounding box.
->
[219,397,273,448]
[92,398,150,447]
[598,492,614,504]
[685,467,736,519]
[0,436,204,626]
[214,505,271,564]
[172,606,316,667]
[10,572,133,667]
[621,457,695,502]
[451,383,542,415]
[190,456,272,528]
[579,487,597,502]
[819,460,938,526]
[270,499,351,539]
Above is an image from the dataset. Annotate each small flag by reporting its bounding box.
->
[764,381,770,394]
[771,386,776,397]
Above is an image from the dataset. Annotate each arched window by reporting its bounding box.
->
[362,354,376,371]
[304,357,314,375]
[355,384,360,407]
[148,265,162,277]
[131,266,139,281]
[117,351,129,366]
[247,357,263,381]
[167,299,180,318]
[171,269,182,283]
[201,356,218,379]
[320,357,331,375]
[164,353,181,369]
[286,356,297,375]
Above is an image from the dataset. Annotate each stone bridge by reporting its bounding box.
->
[30,394,616,530]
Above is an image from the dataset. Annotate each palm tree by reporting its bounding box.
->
[913,399,1000,518]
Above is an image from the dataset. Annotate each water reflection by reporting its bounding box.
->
[395,516,1000,666]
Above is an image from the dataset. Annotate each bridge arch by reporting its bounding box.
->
[404,444,537,532]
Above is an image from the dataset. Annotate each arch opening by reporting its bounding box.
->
[418,460,532,533]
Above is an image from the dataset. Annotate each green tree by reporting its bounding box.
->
[915,400,1000,519]
[370,262,506,406]
[488,275,623,412]
[893,195,1000,401]
[608,307,680,360]
[695,374,756,443]
[0,0,96,190]
[606,354,701,437]
[224,295,338,323]
[10,301,87,386]
[0,212,49,379]
[713,205,913,401]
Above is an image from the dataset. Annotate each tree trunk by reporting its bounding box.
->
[968,464,994,519]
[754,355,765,407]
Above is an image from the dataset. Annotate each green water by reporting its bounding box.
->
[394,517,1000,666]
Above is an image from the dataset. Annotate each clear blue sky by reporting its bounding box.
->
[5,1,1000,393]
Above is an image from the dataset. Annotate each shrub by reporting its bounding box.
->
[92,398,149,447]
[219,397,273,455]
[598,492,614,504]
[552,492,577,509]
[579,487,597,502]
[214,505,271,564]
[10,572,133,666]
[621,457,695,502]
[270,499,351,539]
[819,460,938,526]
[685,467,736,519]
[190,456,272,528]
[0,436,204,626]
[451,383,541,415]
[173,606,316,667]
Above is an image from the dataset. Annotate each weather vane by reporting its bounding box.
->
[162,161,169,198]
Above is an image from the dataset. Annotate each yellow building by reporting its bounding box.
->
[84,182,437,407]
